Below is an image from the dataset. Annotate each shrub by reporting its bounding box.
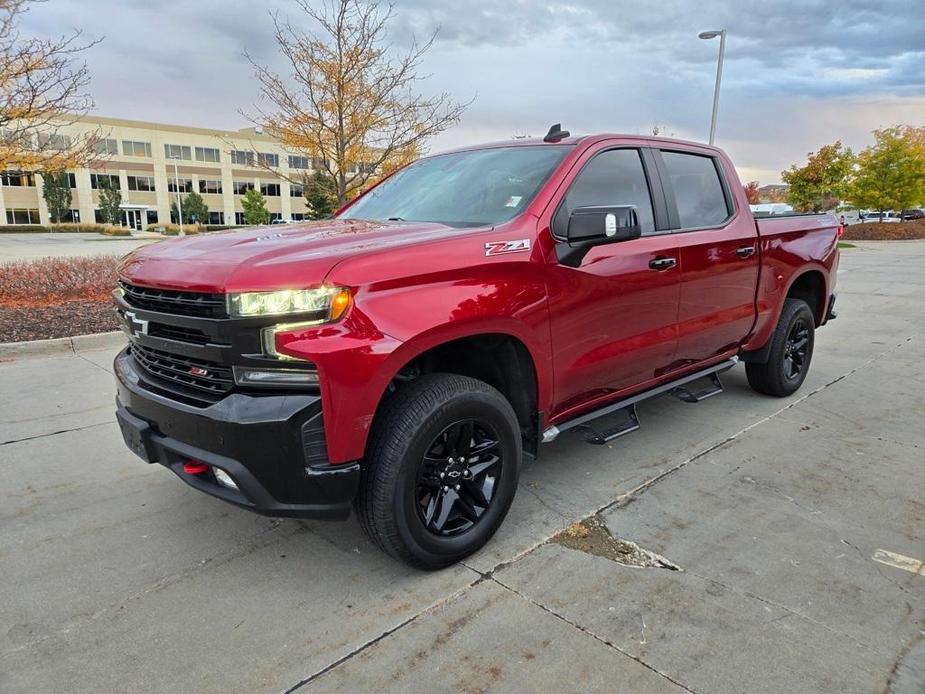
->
[100,225,132,236]
[842,219,925,241]
[156,223,205,236]
[0,255,121,307]
[0,225,46,233]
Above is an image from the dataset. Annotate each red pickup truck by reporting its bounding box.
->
[114,128,839,569]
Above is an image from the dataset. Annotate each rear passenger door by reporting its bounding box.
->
[654,148,759,367]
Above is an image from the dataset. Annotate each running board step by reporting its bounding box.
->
[669,373,724,403]
[577,404,639,445]
[541,357,738,444]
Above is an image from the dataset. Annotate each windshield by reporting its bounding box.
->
[339,145,572,227]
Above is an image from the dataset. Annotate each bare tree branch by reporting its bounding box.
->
[0,0,102,171]
[243,0,471,206]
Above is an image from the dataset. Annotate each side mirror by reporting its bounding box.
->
[556,205,641,267]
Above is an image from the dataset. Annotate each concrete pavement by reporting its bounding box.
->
[0,241,922,693]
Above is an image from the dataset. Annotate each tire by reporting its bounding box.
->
[746,298,815,397]
[355,373,521,570]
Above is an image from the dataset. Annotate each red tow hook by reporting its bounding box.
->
[183,460,209,475]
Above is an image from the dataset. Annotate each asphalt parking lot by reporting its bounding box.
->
[0,232,160,261]
[1,241,923,693]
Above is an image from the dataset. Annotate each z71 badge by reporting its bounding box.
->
[484,239,530,257]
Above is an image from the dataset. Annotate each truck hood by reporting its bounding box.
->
[118,219,471,292]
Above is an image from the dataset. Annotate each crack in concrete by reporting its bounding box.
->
[282,572,486,693]
[489,574,700,694]
[1,420,112,447]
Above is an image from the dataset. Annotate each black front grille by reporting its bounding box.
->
[131,343,234,395]
[147,322,221,346]
[121,282,227,318]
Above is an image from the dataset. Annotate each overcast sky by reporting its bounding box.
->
[21,0,925,183]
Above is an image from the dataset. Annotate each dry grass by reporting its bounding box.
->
[0,255,121,308]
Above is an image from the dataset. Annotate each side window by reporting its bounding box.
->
[660,151,730,228]
[555,149,656,235]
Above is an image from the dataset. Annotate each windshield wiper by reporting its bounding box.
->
[386,216,406,222]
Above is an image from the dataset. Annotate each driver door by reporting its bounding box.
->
[544,145,681,416]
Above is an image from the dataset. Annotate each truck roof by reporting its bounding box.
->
[433,133,723,157]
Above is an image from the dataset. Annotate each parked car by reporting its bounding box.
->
[862,211,901,223]
[901,209,925,221]
[113,128,840,569]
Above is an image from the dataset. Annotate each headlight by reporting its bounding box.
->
[227,287,351,320]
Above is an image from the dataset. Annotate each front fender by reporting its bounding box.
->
[289,265,553,464]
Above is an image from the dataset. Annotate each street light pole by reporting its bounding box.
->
[698,29,726,145]
[170,156,184,236]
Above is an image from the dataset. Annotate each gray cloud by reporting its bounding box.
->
[16,0,925,183]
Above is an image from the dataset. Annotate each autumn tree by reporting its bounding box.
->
[241,188,270,225]
[743,181,760,204]
[41,169,72,224]
[848,126,925,216]
[97,177,122,225]
[247,0,468,205]
[781,141,854,212]
[0,0,101,170]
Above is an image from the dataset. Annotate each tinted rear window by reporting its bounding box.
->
[661,151,730,229]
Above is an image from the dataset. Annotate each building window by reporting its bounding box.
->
[291,213,305,221]
[145,210,158,225]
[257,152,279,168]
[312,156,328,170]
[1,171,36,186]
[261,182,280,197]
[269,212,282,222]
[233,180,253,195]
[90,173,120,190]
[37,133,72,150]
[234,212,246,225]
[61,209,80,223]
[290,183,304,197]
[164,144,191,160]
[94,209,104,223]
[127,175,155,192]
[67,173,77,188]
[230,150,254,166]
[123,140,152,157]
[198,179,223,194]
[167,178,193,193]
[207,211,225,225]
[195,147,220,163]
[5,208,41,224]
[288,155,309,170]
[93,138,119,155]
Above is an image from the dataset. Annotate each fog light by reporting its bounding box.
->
[213,467,238,490]
[233,365,319,387]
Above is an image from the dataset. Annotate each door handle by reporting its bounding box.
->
[736,245,756,258]
[649,257,677,271]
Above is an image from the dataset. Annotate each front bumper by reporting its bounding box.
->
[114,348,359,520]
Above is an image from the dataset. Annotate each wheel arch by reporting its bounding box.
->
[370,329,544,461]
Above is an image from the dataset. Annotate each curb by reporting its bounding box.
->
[0,331,125,360]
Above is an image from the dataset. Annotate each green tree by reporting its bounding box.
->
[97,177,122,225]
[41,169,72,224]
[781,141,854,212]
[171,190,209,224]
[848,126,925,217]
[241,187,270,225]
[304,170,337,219]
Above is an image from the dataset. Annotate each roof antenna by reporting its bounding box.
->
[543,123,570,143]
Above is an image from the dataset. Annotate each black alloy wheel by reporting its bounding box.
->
[783,318,810,380]
[416,419,502,536]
